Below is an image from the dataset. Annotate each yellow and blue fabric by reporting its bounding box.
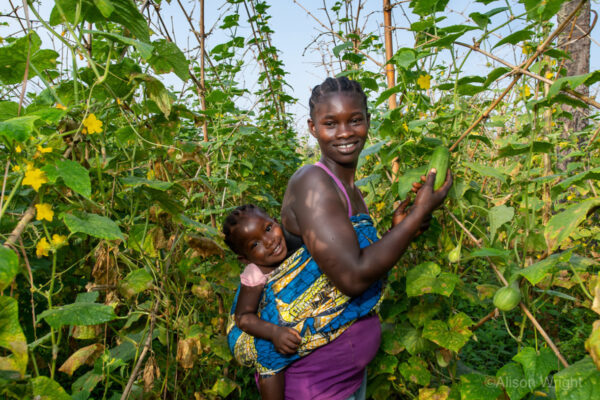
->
[227,214,384,376]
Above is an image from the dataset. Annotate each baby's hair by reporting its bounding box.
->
[309,76,368,118]
[222,204,266,255]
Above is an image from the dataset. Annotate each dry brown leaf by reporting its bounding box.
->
[176,337,201,369]
[187,235,224,258]
[151,226,168,250]
[58,343,104,376]
[143,355,160,392]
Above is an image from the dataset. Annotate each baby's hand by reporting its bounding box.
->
[273,327,302,354]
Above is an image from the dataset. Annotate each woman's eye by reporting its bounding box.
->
[251,242,258,249]
[266,224,272,232]
[324,121,335,127]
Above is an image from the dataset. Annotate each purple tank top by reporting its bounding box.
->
[315,161,369,217]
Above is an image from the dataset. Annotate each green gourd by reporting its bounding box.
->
[493,285,521,311]
[427,146,450,190]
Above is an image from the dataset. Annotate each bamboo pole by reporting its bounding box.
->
[383,0,397,109]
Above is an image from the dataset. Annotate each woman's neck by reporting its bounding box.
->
[318,158,357,187]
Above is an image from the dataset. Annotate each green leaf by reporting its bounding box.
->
[62,213,124,241]
[519,251,572,286]
[120,269,153,298]
[555,357,600,400]
[210,376,238,398]
[513,347,558,391]
[464,161,507,183]
[31,376,72,400]
[149,39,190,81]
[38,302,117,329]
[121,176,174,191]
[496,362,530,400]
[0,247,19,292]
[373,353,398,375]
[381,326,405,355]
[0,33,58,84]
[422,312,473,352]
[392,48,417,69]
[399,356,430,385]
[360,141,387,158]
[109,0,150,43]
[27,107,67,124]
[493,30,534,49]
[469,12,491,29]
[484,67,511,86]
[0,101,19,121]
[551,167,600,198]
[410,0,450,16]
[545,198,600,252]
[522,0,569,22]
[43,160,91,198]
[145,76,172,118]
[406,262,459,297]
[333,41,353,58]
[496,142,553,158]
[83,30,153,59]
[489,205,514,243]
[93,0,115,17]
[127,224,158,256]
[467,247,511,260]
[397,325,430,355]
[459,373,503,400]
[424,31,468,49]
[398,165,428,199]
[375,85,403,106]
[0,296,28,377]
[0,115,40,142]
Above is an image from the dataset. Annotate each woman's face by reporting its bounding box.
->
[234,212,287,267]
[308,92,370,166]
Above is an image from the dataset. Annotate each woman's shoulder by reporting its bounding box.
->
[287,164,331,190]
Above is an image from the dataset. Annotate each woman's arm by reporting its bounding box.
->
[282,167,452,297]
[234,285,301,354]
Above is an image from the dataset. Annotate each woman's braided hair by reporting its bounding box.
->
[309,76,368,118]
[222,204,264,255]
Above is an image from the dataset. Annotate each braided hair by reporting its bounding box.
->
[308,77,368,118]
[222,204,266,255]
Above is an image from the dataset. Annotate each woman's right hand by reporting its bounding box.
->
[412,168,453,215]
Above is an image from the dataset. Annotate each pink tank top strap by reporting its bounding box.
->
[314,162,368,217]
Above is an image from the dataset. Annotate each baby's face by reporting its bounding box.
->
[235,212,287,267]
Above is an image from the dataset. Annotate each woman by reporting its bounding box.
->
[278,77,452,399]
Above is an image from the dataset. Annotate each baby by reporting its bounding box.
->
[222,204,301,400]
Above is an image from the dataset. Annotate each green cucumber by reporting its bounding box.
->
[493,285,521,311]
[427,146,450,190]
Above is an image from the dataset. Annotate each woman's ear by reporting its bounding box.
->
[308,118,317,138]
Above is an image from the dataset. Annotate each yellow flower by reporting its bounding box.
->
[567,194,574,201]
[55,103,67,110]
[36,238,50,257]
[82,113,103,134]
[37,145,53,153]
[23,168,48,191]
[376,202,385,212]
[403,122,408,131]
[545,71,554,80]
[146,169,155,180]
[51,234,67,247]
[35,203,54,222]
[524,85,531,97]
[117,98,122,105]
[365,155,371,161]
[417,74,431,90]
[15,145,22,153]
[12,165,21,172]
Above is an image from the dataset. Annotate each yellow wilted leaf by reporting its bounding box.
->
[176,337,201,369]
[586,320,600,369]
[58,343,104,376]
[418,385,450,400]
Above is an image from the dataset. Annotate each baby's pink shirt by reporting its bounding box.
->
[240,263,270,287]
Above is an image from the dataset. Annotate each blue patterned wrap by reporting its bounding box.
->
[226,214,383,376]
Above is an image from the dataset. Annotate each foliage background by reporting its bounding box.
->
[0,0,599,399]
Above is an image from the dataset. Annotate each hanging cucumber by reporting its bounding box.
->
[427,146,450,190]
[493,284,521,312]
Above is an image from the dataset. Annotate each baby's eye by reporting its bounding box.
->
[251,241,258,249]
[266,224,272,232]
